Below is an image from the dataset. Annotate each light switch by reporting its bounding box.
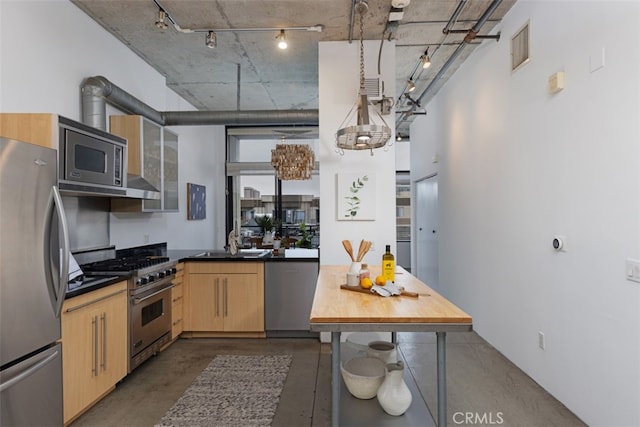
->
[626,258,640,283]
[590,47,605,73]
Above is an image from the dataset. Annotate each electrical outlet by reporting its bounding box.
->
[538,332,545,350]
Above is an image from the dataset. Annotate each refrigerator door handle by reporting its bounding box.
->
[0,349,59,393]
[44,186,70,318]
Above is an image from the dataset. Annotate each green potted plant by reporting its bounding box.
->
[297,222,313,249]
[256,215,274,236]
[256,215,274,245]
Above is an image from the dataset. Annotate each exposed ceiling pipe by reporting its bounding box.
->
[81,76,165,130]
[396,0,503,127]
[442,0,468,34]
[163,110,319,126]
[80,76,318,131]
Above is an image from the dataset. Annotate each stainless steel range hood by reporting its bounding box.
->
[59,175,160,199]
[124,174,161,200]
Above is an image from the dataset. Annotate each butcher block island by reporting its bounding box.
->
[309,265,472,427]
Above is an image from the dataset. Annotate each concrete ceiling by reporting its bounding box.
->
[71,0,516,137]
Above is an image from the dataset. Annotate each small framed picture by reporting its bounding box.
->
[187,183,206,220]
[336,173,376,221]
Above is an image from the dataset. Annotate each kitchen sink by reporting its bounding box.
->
[194,249,270,259]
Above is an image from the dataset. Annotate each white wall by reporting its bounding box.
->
[410,1,640,425]
[0,0,226,250]
[319,41,397,266]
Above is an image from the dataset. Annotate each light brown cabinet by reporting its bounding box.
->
[183,262,265,337]
[171,262,185,339]
[61,281,128,425]
[0,113,59,148]
[109,115,179,212]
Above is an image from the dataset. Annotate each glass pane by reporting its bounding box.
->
[228,127,320,249]
[280,175,320,248]
[163,129,179,211]
[142,119,162,211]
[238,175,275,246]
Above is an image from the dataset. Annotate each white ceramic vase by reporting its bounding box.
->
[377,361,412,416]
[367,341,397,365]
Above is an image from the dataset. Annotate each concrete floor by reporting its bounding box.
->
[71,332,585,427]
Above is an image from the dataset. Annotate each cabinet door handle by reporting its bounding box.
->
[172,295,182,303]
[224,278,228,317]
[215,278,220,317]
[101,312,107,372]
[173,318,182,326]
[92,315,98,377]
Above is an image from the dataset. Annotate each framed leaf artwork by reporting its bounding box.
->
[336,173,376,221]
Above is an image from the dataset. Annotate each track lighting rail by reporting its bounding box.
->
[152,0,323,39]
[395,0,504,136]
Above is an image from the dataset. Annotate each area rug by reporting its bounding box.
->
[156,354,292,427]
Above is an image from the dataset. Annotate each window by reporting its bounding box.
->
[226,127,320,248]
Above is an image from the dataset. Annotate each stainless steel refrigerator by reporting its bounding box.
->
[0,137,69,426]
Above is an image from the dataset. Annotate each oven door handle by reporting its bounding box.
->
[133,284,175,305]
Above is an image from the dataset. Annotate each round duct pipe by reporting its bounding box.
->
[81,75,319,130]
[163,110,319,126]
[81,76,165,130]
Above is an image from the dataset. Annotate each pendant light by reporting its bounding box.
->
[335,0,391,155]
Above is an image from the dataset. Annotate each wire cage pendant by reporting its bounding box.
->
[335,0,391,155]
[336,94,391,154]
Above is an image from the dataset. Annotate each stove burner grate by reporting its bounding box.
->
[82,256,170,273]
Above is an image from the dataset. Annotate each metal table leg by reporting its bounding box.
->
[436,331,447,427]
[331,331,341,427]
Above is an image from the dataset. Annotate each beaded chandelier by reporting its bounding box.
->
[270,144,315,180]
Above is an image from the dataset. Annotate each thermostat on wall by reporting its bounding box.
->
[552,235,567,252]
[548,71,565,94]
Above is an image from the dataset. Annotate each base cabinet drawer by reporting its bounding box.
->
[171,285,184,338]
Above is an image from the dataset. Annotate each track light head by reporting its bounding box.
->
[407,79,416,92]
[206,31,217,48]
[421,47,431,69]
[155,9,168,30]
[276,30,287,49]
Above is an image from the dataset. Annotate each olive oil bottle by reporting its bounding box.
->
[382,245,395,282]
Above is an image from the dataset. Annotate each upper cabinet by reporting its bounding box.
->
[110,115,179,212]
[0,113,59,148]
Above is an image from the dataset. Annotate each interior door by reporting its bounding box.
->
[415,175,439,291]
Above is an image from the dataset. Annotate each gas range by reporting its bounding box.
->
[81,256,176,289]
[73,243,176,373]
[78,243,177,292]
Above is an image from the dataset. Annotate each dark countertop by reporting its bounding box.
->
[65,274,130,300]
[66,248,319,300]
[168,249,319,263]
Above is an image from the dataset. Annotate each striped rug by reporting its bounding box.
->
[156,354,292,427]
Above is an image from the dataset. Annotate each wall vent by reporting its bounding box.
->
[511,22,530,72]
[363,76,383,100]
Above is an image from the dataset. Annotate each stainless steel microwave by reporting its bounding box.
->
[58,116,127,196]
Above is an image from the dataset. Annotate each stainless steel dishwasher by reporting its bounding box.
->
[265,260,319,338]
